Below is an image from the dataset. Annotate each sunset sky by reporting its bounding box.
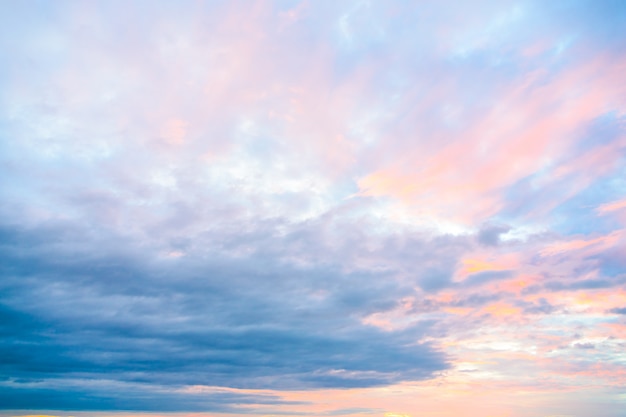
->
[1,1,626,416]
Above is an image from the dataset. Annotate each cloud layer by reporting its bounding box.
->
[1,1,626,416]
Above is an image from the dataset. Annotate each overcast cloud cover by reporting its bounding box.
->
[1,1,626,416]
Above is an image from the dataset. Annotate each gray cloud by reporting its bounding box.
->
[0,220,450,410]
[459,270,514,288]
[477,222,511,246]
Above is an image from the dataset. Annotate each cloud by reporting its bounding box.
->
[0,219,450,411]
[2,0,626,415]
[477,222,512,246]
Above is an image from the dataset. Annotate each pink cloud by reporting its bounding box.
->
[357,54,626,225]
[597,199,626,214]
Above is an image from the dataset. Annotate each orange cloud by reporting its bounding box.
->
[484,303,522,317]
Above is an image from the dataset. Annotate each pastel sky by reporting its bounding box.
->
[1,1,626,416]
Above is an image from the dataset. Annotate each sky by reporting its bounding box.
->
[1,0,626,416]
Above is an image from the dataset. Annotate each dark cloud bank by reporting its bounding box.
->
[0,221,449,412]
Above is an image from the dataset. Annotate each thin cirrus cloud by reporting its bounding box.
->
[1,1,626,417]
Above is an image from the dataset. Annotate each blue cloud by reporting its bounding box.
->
[0,221,449,410]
